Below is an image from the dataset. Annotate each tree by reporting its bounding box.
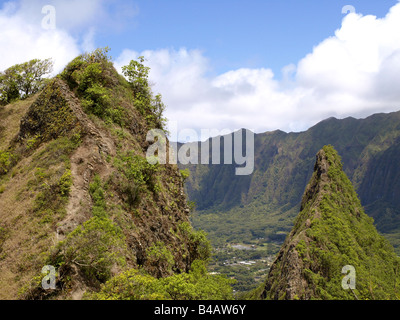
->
[19,58,54,97]
[121,56,150,96]
[121,57,167,130]
[0,68,20,104]
[0,58,53,104]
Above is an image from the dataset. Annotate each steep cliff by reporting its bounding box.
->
[259,145,400,300]
[0,50,215,299]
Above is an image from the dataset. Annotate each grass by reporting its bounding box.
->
[0,95,38,151]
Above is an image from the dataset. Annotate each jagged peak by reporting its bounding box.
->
[260,145,400,300]
[299,145,342,213]
[314,145,342,172]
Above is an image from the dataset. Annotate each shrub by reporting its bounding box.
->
[0,151,13,175]
[114,152,159,191]
[180,169,190,182]
[89,175,108,218]
[85,268,167,300]
[160,260,235,300]
[146,241,175,277]
[50,216,126,283]
[85,260,235,300]
[58,169,73,196]
[178,222,212,262]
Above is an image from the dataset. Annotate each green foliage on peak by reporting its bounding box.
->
[59,47,126,126]
[322,145,342,169]
[122,56,167,131]
[59,49,167,131]
[263,146,400,300]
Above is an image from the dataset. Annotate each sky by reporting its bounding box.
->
[1,0,400,139]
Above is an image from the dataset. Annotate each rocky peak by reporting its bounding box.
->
[260,145,400,300]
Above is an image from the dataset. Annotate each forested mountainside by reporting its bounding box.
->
[0,49,233,300]
[255,146,400,300]
[183,111,400,252]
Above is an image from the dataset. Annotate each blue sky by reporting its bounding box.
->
[1,0,400,136]
[97,0,398,76]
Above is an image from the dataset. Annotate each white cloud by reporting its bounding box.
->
[116,3,400,136]
[2,0,400,137]
[0,8,80,73]
[14,0,108,32]
[0,1,83,73]
[0,0,138,74]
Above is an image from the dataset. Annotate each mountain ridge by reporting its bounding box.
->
[0,50,234,300]
[183,109,400,252]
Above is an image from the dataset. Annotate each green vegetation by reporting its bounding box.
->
[0,151,14,175]
[114,152,159,190]
[263,145,400,300]
[146,241,175,277]
[60,49,167,131]
[180,168,190,182]
[31,135,82,169]
[185,111,400,258]
[89,174,109,219]
[31,167,72,225]
[21,173,126,299]
[85,260,235,300]
[16,79,83,155]
[58,169,72,197]
[0,58,53,105]
[49,216,126,284]
[122,56,167,130]
[178,221,212,262]
[60,47,127,126]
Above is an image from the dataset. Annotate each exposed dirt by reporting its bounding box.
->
[55,80,116,239]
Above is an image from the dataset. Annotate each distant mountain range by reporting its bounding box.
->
[181,110,400,253]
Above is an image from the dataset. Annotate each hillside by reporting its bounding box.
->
[0,50,233,300]
[184,111,400,252]
[257,145,400,300]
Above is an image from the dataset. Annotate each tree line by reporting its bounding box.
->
[0,58,53,105]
